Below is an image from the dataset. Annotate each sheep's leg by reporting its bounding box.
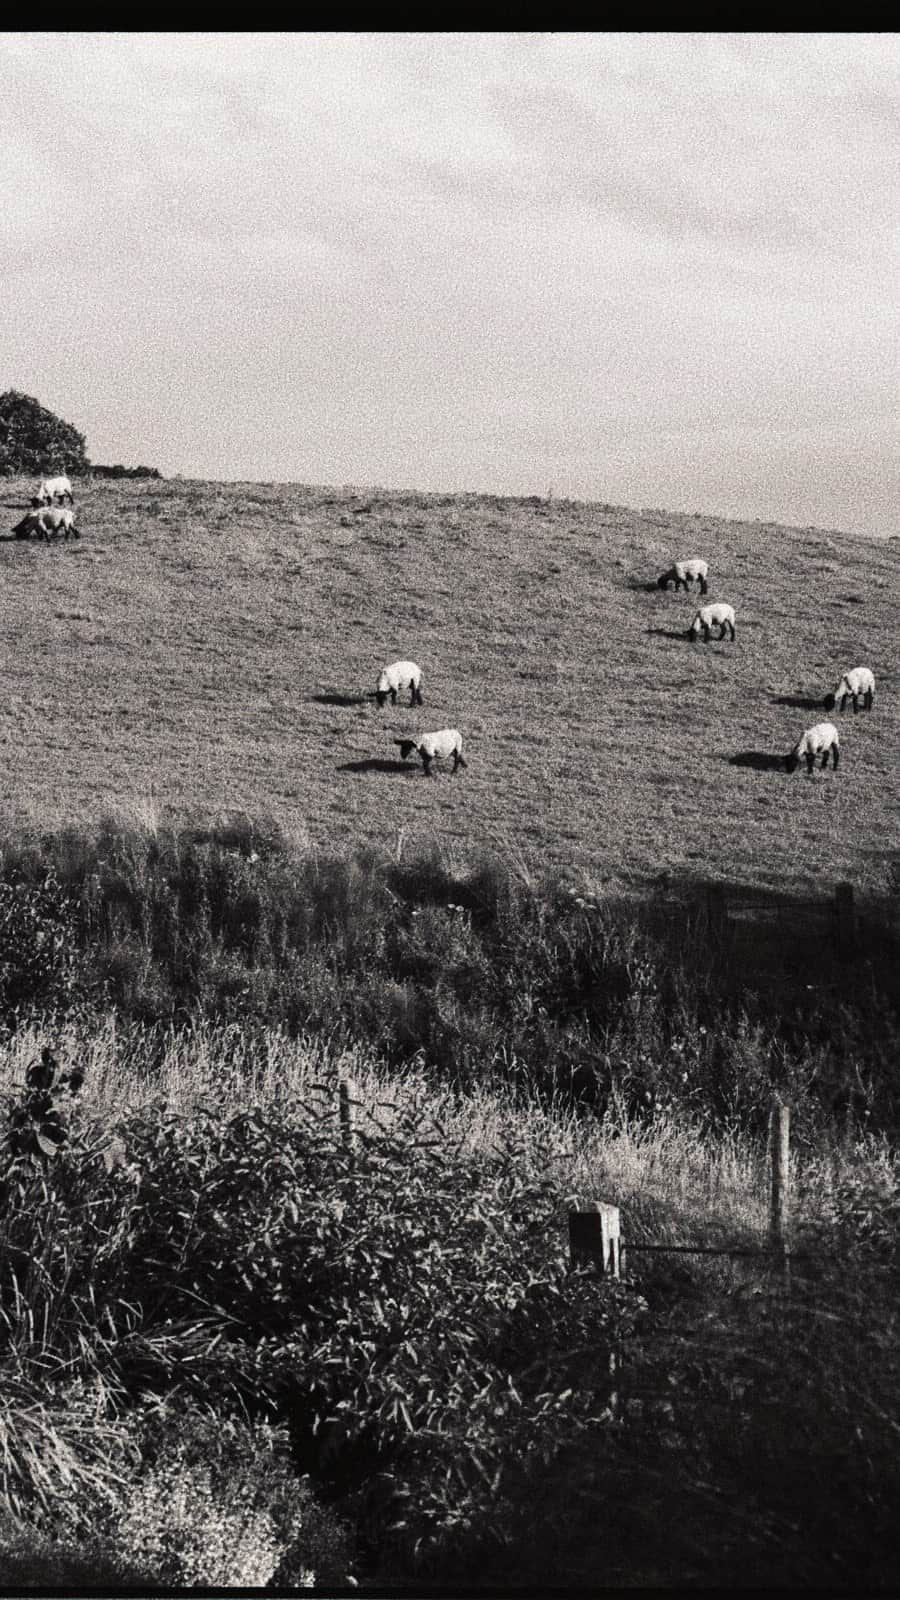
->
[700,578,708,595]
[702,625,710,643]
[390,688,397,706]
[415,685,424,706]
[421,754,433,777]
[728,622,735,640]
[866,690,873,710]
[852,694,859,714]
[806,753,815,775]
[820,751,829,769]
[832,746,840,770]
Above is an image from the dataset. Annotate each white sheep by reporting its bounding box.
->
[658,558,709,595]
[13,506,80,542]
[786,721,840,774]
[394,728,467,776]
[35,475,74,506]
[688,601,735,642]
[823,666,875,715]
[376,659,424,708]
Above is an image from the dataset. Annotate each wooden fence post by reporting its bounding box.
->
[568,1201,621,1278]
[769,1100,791,1285]
[835,882,856,957]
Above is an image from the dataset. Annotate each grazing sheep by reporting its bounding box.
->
[35,475,74,506]
[658,558,709,595]
[13,506,80,542]
[376,659,424,708]
[786,721,840,774]
[824,666,875,714]
[688,601,735,642]
[394,728,467,776]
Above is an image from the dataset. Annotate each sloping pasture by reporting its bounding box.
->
[0,477,897,893]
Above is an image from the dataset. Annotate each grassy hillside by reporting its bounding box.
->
[1,477,898,894]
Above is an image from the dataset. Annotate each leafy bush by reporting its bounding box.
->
[0,876,78,1025]
[0,390,89,476]
[0,1082,642,1577]
[100,1407,351,1588]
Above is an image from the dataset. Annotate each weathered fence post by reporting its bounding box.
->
[769,1099,791,1286]
[568,1201,621,1278]
[568,1201,623,1419]
[835,882,856,957]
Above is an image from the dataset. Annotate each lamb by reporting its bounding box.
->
[376,659,424,708]
[13,506,80,542]
[35,475,74,506]
[394,728,467,776]
[786,721,840,774]
[658,558,709,595]
[823,666,875,715]
[688,601,735,642]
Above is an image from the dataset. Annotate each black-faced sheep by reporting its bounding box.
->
[823,666,875,714]
[658,558,709,595]
[786,721,840,774]
[394,728,467,776]
[376,659,424,708]
[13,507,80,542]
[688,601,735,642]
[35,475,74,506]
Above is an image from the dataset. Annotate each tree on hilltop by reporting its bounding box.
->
[0,391,90,477]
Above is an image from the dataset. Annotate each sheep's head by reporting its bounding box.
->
[822,692,836,712]
[394,739,418,761]
[657,571,670,589]
[376,689,388,707]
[785,752,799,773]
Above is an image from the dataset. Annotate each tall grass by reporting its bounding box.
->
[1,818,899,1137]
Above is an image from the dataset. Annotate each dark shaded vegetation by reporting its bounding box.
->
[2,820,900,1138]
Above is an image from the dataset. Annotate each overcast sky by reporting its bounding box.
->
[2,32,898,535]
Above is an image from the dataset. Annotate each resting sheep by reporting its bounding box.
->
[13,506,80,542]
[688,601,735,642]
[824,666,875,714]
[376,659,424,708]
[35,475,74,506]
[786,721,840,774]
[394,728,467,776]
[658,558,709,595]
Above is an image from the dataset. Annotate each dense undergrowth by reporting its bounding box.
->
[0,821,899,1586]
[1,816,899,1137]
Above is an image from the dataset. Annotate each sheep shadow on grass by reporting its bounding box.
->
[312,692,372,707]
[646,626,689,641]
[337,758,412,776]
[771,694,823,711]
[728,751,786,772]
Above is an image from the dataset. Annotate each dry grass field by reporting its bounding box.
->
[1,476,898,894]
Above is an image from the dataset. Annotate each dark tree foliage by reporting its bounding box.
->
[0,390,90,477]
